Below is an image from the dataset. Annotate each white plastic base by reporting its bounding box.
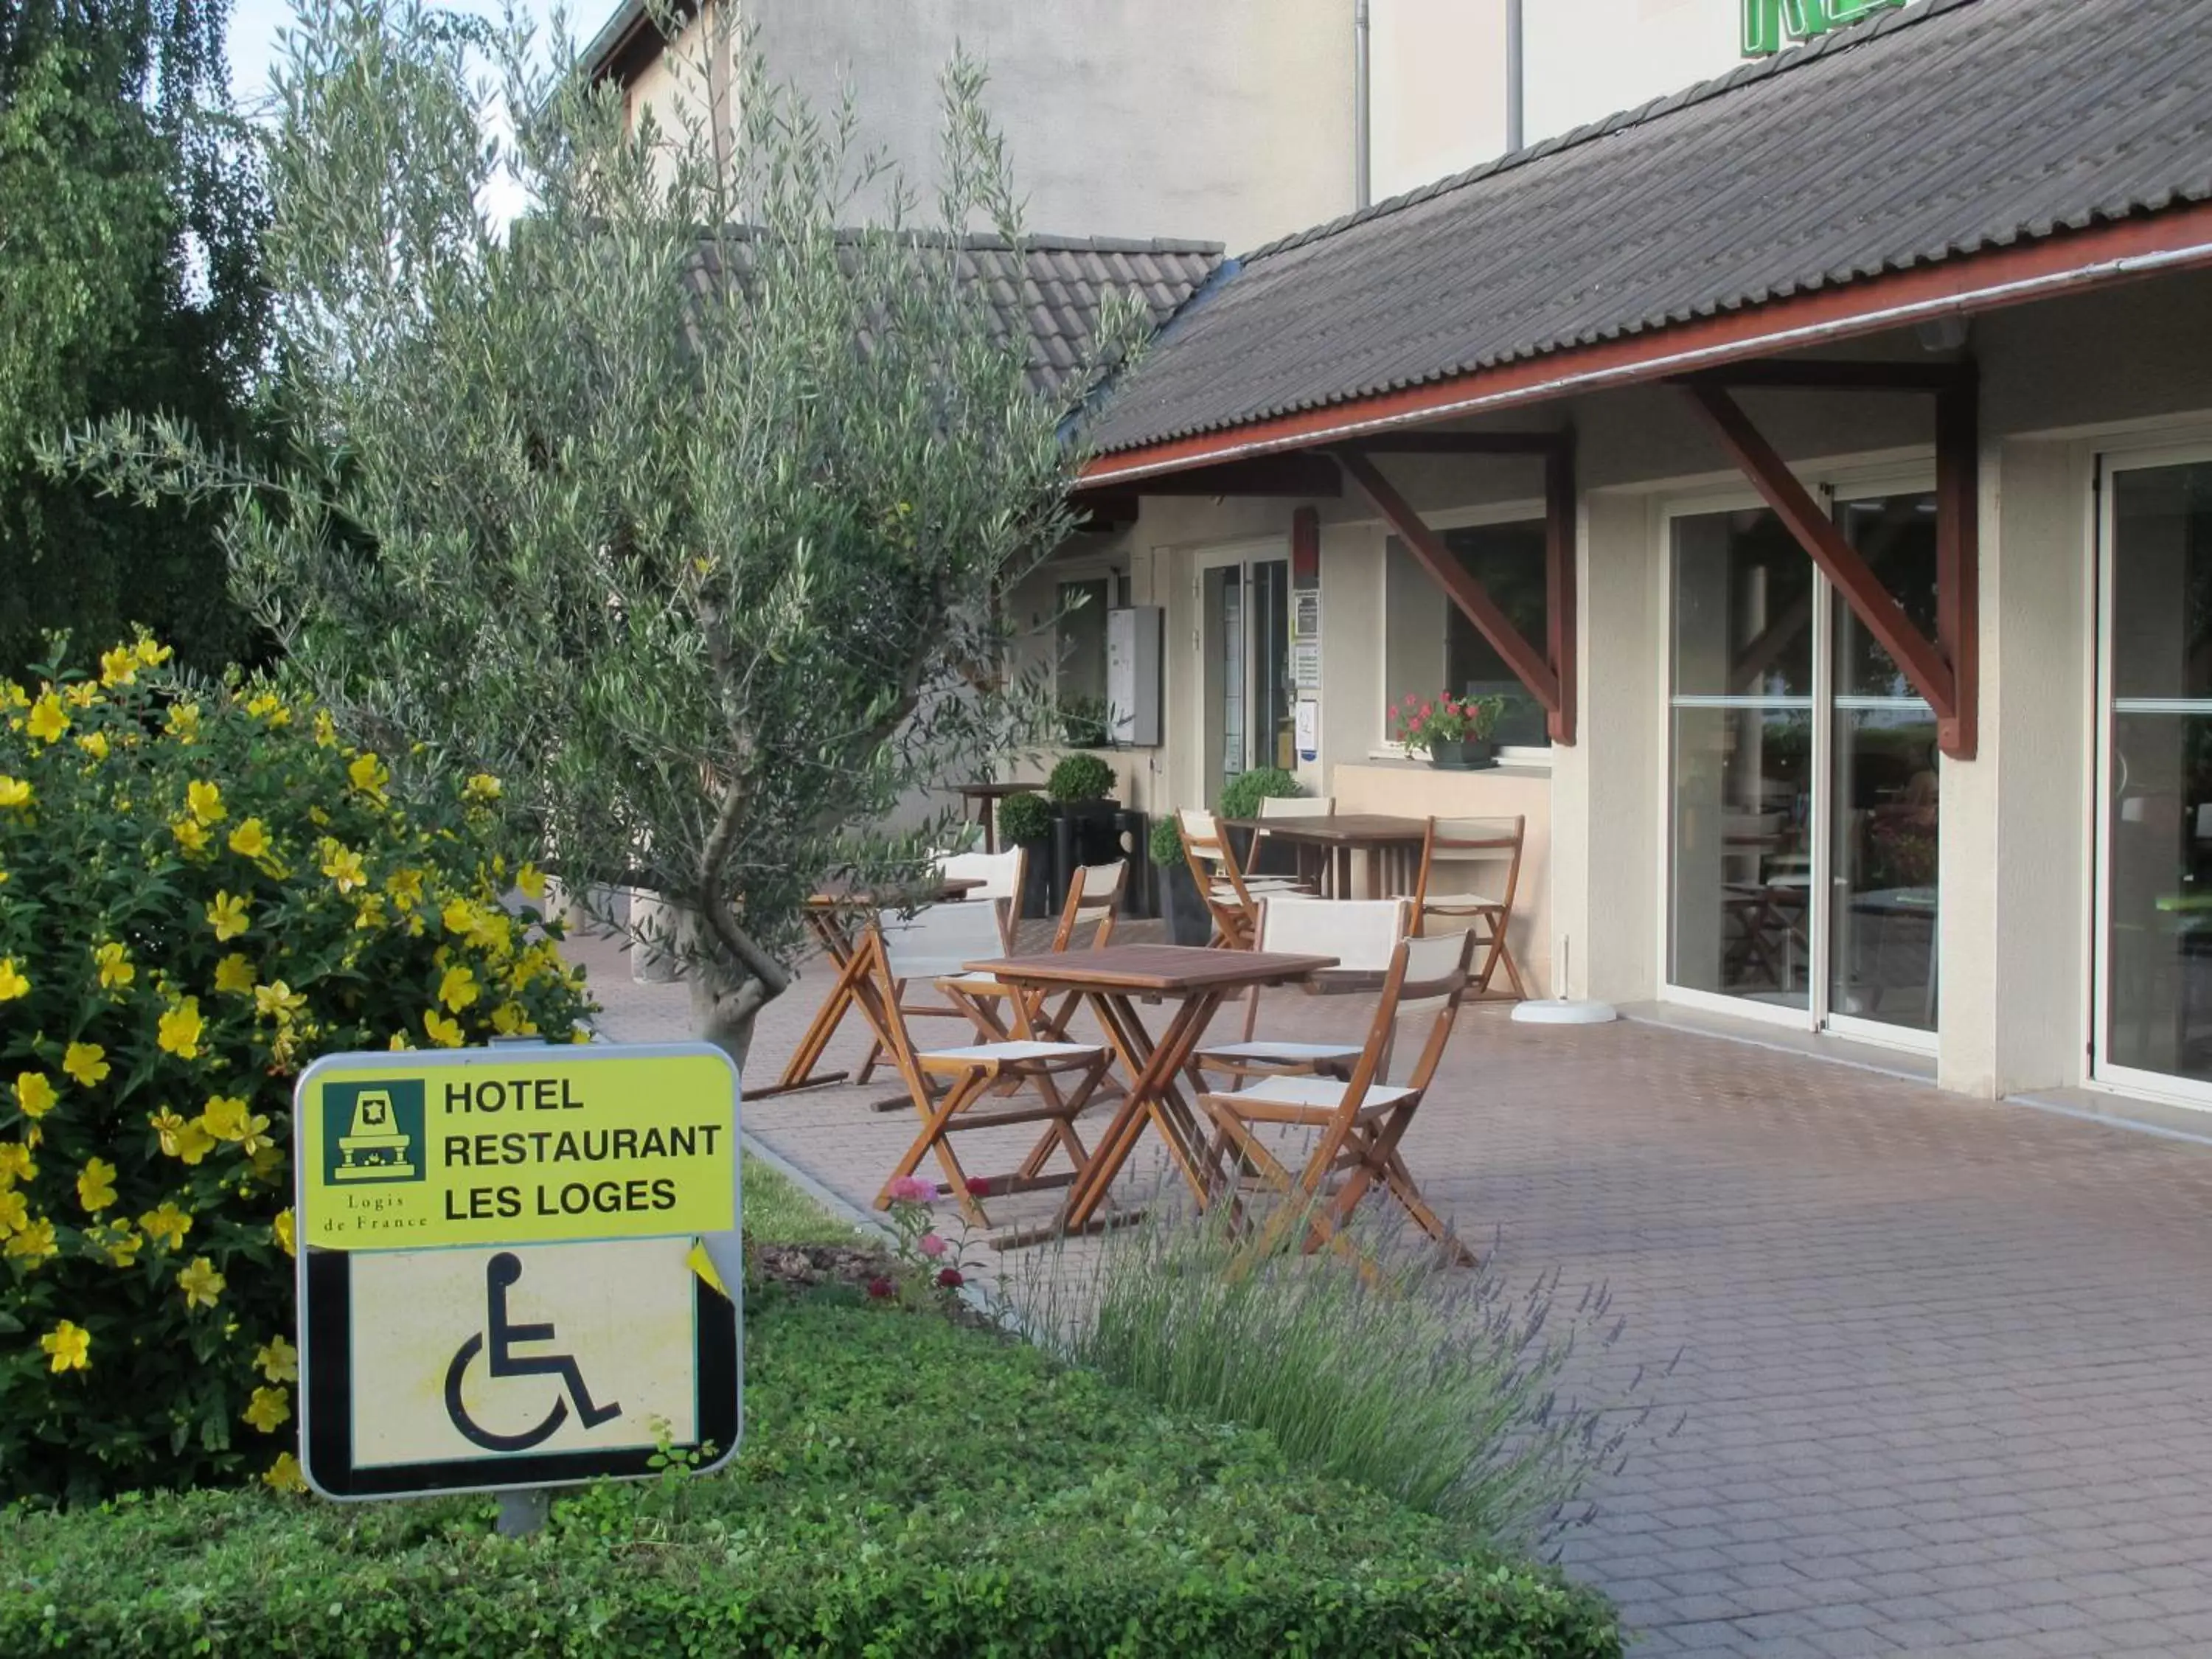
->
[1510,998,1618,1026]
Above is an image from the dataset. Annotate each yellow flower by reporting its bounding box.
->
[170,814,209,853]
[157,997,205,1058]
[0,774,31,808]
[423,1009,464,1048]
[313,709,338,747]
[386,1031,413,1051]
[206,891,251,941]
[0,1189,24,1233]
[437,965,480,1012]
[245,690,291,726]
[0,1142,33,1183]
[228,818,271,859]
[254,980,305,1021]
[0,959,27,1001]
[148,1107,216,1166]
[99,1225,142,1267]
[517,863,547,900]
[214,953,257,994]
[92,941,135,989]
[352,892,387,931]
[256,1334,299,1383]
[25,694,68,743]
[489,1001,536,1037]
[0,680,22,709]
[99,646,139,686]
[13,1071,56,1117]
[347,752,389,801]
[61,1042,110,1088]
[4,1216,57,1264]
[243,1384,291,1433]
[136,637,173,667]
[176,1255,226,1310]
[165,701,201,742]
[262,1451,308,1493]
[76,1156,118,1213]
[570,1026,593,1044]
[75,730,110,761]
[187,779,226,824]
[140,1201,192,1250]
[200,1095,251,1141]
[386,867,425,910]
[40,1321,91,1373]
[273,1207,294,1257]
[464,773,502,803]
[64,681,99,708]
[321,840,366,893]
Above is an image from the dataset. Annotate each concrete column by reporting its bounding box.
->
[1936,438,2090,1097]
[1553,491,1662,1004]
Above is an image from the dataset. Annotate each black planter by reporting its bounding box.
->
[1157,860,1212,946]
[1011,836,1054,919]
[1426,737,1498,771]
[1057,797,1123,865]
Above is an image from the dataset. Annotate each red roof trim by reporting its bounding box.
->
[1079,201,2212,487]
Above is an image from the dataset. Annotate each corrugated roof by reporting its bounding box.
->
[1088,0,2212,456]
[690,232,1223,402]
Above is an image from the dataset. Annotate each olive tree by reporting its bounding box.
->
[63,0,1140,1071]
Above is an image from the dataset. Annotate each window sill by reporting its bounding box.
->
[1355,751,1554,779]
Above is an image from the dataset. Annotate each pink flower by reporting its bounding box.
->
[866,1277,895,1300]
[1407,715,1424,733]
[965,1176,993,1197]
[917,1232,948,1259]
[888,1175,936,1203]
[1420,702,1433,719]
[936,1267,964,1290]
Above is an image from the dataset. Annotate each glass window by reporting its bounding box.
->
[1054,577,1111,745]
[2103,459,2212,1085]
[1383,522,1551,748]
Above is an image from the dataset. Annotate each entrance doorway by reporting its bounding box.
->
[1665,489,1941,1045]
[2096,448,2212,1105]
[1195,549,1293,798]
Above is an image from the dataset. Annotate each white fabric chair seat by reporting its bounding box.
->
[1221,1075,1416,1113]
[919,1040,1101,1065]
[1197,1039,1364,1062]
[1421,896,1501,914]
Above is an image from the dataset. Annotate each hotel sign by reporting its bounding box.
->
[1742,0,1910,56]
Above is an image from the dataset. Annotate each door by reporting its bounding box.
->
[1196,550,1292,797]
[2095,449,2212,1105]
[1665,488,1940,1045]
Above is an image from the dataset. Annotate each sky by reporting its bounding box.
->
[224,0,575,106]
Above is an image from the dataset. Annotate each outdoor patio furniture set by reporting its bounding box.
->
[761,808,1534,1259]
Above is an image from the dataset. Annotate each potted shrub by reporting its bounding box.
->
[1047,752,1121,865]
[994,789,1057,919]
[1391,692,1509,771]
[1217,765,1302,875]
[1150,815,1212,946]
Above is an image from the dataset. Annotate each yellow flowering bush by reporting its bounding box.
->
[0,642,594,1500]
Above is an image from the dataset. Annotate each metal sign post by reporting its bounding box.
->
[292,1042,742,1506]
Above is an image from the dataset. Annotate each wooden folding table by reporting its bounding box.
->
[1222,813,1430,899]
[961,945,1336,1234]
[742,876,983,1101]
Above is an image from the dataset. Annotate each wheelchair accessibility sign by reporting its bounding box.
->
[294,1043,742,1500]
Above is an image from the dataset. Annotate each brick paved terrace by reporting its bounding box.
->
[574,921,2212,1658]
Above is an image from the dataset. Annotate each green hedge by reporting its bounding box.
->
[1,1295,1621,1658]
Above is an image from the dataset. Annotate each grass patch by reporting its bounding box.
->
[742,1147,860,1244]
[1,1293,1620,1657]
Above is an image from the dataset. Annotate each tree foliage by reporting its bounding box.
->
[1,0,270,678]
[63,0,1145,1070]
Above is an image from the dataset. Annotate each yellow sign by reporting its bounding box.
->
[295,1046,737,1253]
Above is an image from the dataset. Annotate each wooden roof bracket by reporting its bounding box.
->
[1676,364,1978,759]
[1332,438,1578,744]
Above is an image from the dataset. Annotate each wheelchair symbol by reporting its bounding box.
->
[444,1251,622,1453]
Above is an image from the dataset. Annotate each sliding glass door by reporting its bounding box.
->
[2097,451,2212,1102]
[1666,489,1941,1043]
[1195,549,1293,798]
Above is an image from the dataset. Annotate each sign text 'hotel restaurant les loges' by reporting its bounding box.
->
[1743,0,1911,56]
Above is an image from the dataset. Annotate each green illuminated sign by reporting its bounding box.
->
[1742,0,1910,56]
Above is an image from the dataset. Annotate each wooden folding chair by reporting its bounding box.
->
[1406,815,1528,1000]
[857,922,1112,1230]
[937,860,1125,1046]
[1194,895,1409,1087]
[1198,927,1479,1265]
[855,846,1023,1082]
[1180,807,1310,950]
